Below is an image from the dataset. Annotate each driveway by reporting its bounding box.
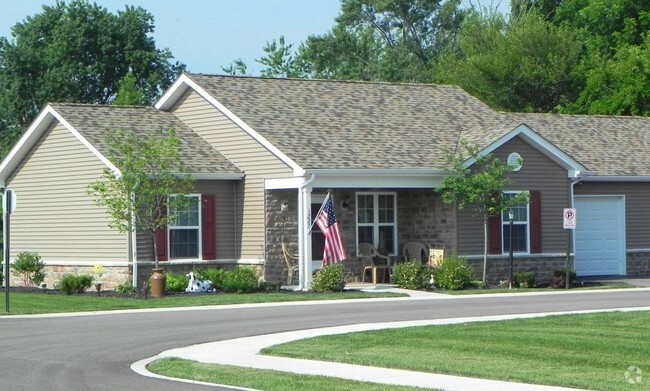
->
[1,288,649,390]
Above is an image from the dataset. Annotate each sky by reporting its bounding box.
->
[0,1,510,76]
[0,0,343,75]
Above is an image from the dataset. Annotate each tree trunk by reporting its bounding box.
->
[151,231,159,269]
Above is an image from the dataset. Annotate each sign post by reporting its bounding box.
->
[3,189,16,313]
[563,208,576,290]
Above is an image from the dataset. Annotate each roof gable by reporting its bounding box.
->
[0,104,242,186]
[160,74,503,171]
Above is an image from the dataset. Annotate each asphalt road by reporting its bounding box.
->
[1,289,649,391]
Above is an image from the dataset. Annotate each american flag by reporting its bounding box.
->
[315,196,348,266]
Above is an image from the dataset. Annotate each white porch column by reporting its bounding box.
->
[298,177,314,290]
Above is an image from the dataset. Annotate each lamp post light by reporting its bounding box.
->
[508,209,514,290]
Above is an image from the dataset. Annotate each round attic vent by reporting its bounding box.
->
[507,152,523,171]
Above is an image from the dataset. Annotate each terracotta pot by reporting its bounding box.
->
[149,268,166,298]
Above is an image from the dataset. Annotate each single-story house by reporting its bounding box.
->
[1,73,649,289]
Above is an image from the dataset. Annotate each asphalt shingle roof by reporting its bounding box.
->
[51,104,240,175]
[506,113,650,176]
[187,74,650,177]
[187,74,503,170]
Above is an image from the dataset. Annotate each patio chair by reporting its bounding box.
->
[281,242,299,285]
[402,242,429,263]
[358,242,391,284]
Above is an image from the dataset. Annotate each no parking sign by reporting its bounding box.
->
[563,208,576,230]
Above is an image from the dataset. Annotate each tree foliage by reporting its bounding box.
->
[436,11,582,112]
[87,128,194,268]
[0,0,185,158]
[437,143,529,282]
[111,72,146,106]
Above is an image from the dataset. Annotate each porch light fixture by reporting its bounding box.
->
[280,200,289,213]
[341,195,351,210]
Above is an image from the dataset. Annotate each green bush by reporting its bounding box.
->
[513,271,536,288]
[551,269,577,288]
[165,273,189,292]
[222,267,259,293]
[311,264,345,292]
[12,251,45,287]
[114,282,137,294]
[432,255,474,290]
[393,261,427,290]
[59,274,94,295]
[194,268,227,290]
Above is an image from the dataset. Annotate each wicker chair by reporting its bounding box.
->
[402,242,429,263]
[358,243,391,284]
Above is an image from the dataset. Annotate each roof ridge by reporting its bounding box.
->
[506,111,650,121]
[49,102,155,109]
[185,72,465,90]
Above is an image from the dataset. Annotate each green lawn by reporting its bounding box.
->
[148,311,649,391]
[262,311,649,390]
[0,290,405,315]
[148,358,438,391]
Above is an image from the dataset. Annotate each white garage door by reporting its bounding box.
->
[574,196,626,276]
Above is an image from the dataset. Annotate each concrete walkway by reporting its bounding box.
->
[132,285,650,391]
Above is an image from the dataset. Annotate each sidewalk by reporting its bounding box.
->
[132,286,650,391]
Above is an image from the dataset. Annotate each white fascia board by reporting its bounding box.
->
[266,169,447,189]
[192,173,245,180]
[0,106,119,183]
[466,123,588,173]
[155,74,303,174]
[581,176,650,182]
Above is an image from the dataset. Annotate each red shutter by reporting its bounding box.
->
[488,212,502,254]
[530,191,542,253]
[155,204,168,262]
[201,194,216,260]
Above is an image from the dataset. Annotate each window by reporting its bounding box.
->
[168,194,201,259]
[501,192,529,253]
[356,192,397,255]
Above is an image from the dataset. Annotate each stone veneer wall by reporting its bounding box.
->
[40,265,131,290]
[626,251,650,275]
[265,190,299,284]
[464,255,570,285]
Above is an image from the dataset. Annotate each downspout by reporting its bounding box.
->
[298,173,315,290]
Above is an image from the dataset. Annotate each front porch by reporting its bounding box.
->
[264,189,457,287]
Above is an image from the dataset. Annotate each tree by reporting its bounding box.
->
[111,72,146,106]
[257,36,308,78]
[275,0,467,82]
[437,143,529,283]
[0,0,185,159]
[436,11,583,112]
[87,128,194,269]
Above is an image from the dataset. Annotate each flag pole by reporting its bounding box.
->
[308,192,331,233]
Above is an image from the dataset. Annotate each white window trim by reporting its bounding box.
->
[501,191,530,254]
[356,191,398,255]
[168,193,202,260]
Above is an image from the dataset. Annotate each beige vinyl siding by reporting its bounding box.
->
[575,182,650,249]
[136,180,238,261]
[6,122,127,262]
[170,90,292,260]
[457,136,569,254]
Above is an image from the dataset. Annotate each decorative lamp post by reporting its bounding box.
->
[509,209,514,289]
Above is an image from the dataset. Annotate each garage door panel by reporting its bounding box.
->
[574,196,625,276]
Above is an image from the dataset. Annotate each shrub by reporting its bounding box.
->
[165,272,189,292]
[393,261,427,290]
[258,280,279,292]
[59,274,94,295]
[432,255,474,290]
[194,268,227,290]
[114,282,137,294]
[551,269,577,288]
[222,267,259,293]
[311,264,345,292]
[12,251,45,287]
[513,272,535,288]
